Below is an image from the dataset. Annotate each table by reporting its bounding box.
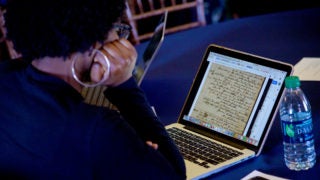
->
[135,7,320,179]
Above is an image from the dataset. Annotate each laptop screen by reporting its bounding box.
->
[180,45,292,148]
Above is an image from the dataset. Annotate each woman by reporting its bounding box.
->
[0,0,186,179]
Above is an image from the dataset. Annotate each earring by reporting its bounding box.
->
[71,49,110,87]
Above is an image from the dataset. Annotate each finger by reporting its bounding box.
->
[146,141,158,150]
[118,39,137,62]
[146,141,152,146]
[90,62,104,82]
[119,39,136,51]
[146,141,153,148]
[152,143,158,150]
[102,43,123,62]
[103,40,136,65]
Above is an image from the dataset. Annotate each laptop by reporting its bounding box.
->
[81,11,168,107]
[133,10,168,85]
[166,44,293,179]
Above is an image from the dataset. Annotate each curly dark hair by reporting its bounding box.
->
[5,0,126,60]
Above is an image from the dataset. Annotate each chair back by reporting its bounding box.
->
[126,0,206,44]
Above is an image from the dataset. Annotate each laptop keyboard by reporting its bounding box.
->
[167,127,243,168]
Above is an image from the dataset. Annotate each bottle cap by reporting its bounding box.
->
[285,76,301,88]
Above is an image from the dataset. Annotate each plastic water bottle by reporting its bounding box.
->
[279,76,316,170]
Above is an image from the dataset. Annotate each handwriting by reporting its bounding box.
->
[191,64,264,134]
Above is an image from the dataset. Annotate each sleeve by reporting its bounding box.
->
[100,77,186,179]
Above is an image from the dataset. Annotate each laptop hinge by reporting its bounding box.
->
[184,125,246,150]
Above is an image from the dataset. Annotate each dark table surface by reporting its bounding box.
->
[136,7,320,179]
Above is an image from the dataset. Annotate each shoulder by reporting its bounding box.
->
[0,59,29,75]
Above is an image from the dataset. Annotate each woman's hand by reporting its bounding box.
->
[90,39,137,87]
[146,141,159,150]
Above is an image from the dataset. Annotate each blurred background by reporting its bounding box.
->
[1,0,320,60]
[205,0,320,23]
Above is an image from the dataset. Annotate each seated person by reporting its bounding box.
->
[0,0,186,179]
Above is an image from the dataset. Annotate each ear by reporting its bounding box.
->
[90,50,110,83]
[90,61,106,83]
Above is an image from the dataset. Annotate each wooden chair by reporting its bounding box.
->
[125,0,206,44]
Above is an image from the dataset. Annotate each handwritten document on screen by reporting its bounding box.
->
[191,64,265,134]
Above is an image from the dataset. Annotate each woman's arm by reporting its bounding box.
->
[103,77,186,179]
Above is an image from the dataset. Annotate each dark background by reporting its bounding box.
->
[205,0,320,23]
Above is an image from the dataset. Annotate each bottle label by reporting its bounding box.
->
[281,118,314,143]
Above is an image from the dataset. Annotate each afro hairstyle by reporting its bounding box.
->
[5,0,126,60]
